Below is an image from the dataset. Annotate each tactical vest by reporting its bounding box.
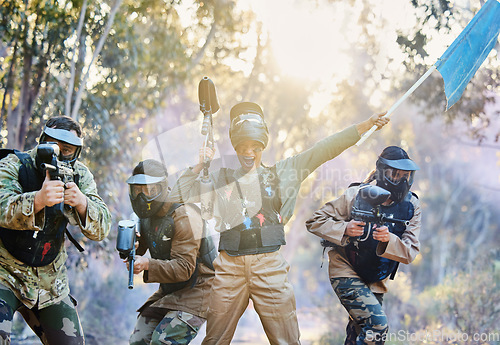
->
[344,185,415,283]
[217,166,284,256]
[139,203,216,295]
[0,149,81,267]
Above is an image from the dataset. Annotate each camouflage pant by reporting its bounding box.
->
[130,310,205,345]
[0,286,84,345]
[331,277,388,345]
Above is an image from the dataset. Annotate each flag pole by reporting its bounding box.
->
[355,65,437,146]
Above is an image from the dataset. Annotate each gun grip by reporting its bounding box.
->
[48,202,65,216]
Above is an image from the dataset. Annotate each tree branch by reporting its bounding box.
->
[66,0,88,117]
[71,0,123,120]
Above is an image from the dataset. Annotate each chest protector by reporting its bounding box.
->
[0,150,78,267]
[217,166,284,256]
[140,203,216,295]
[345,186,415,283]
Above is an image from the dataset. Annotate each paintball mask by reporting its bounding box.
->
[126,160,169,218]
[375,146,419,203]
[39,127,83,164]
[229,102,269,150]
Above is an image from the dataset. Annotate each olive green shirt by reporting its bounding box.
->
[170,125,360,233]
[0,149,111,309]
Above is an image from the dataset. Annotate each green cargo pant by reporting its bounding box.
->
[129,310,204,345]
[331,277,388,345]
[0,285,84,345]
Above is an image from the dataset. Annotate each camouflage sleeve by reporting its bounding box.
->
[0,153,44,230]
[72,162,111,241]
[305,186,359,246]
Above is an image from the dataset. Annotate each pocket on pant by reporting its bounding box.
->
[337,287,358,300]
[177,311,205,332]
[332,278,361,302]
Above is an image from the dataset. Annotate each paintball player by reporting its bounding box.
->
[0,116,111,344]
[170,101,389,345]
[305,146,422,345]
[125,159,215,345]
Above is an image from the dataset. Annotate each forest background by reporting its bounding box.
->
[1,0,499,344]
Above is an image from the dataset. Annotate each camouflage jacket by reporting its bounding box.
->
[0,149,111,309]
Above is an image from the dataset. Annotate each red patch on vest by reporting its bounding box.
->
[257,213,265,226]
[41,242,52,261]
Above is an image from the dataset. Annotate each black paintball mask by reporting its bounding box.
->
[39,127,83,165]
[229,102,269,150]
[375,146,419,203]
[126,160,169,218]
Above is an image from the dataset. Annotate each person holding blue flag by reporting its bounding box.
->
[170,101,389,345]
[306,146,422,345]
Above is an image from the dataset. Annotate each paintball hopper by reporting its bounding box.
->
[36,143,60,165]
[199,77,220,135]
[116,220,136,258]
[358,185,391,207]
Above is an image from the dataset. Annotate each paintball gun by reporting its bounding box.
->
[198,77,220,220]
[116,214,140,289]
[36,143,75,214]
[351,185,409,241]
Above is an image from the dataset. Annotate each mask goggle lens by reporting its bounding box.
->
[383,168,414,185]
[230,114,265,131]
[130,184,162,201]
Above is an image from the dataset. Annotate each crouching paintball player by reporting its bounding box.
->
[0,116,111,344]
[306,146,422,345]
[123,159,216,345]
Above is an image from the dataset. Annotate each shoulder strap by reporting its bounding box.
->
[0,149,17,161]
[220,167,235,185]
[65,229,85,252]
[13,151,42,192]
[166,203,183,217]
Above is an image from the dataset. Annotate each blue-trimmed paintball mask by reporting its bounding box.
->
[39,127,83,164]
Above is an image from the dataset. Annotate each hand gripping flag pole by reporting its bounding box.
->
[356,0,500,146]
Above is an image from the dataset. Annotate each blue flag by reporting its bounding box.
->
[435,0,500,109]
